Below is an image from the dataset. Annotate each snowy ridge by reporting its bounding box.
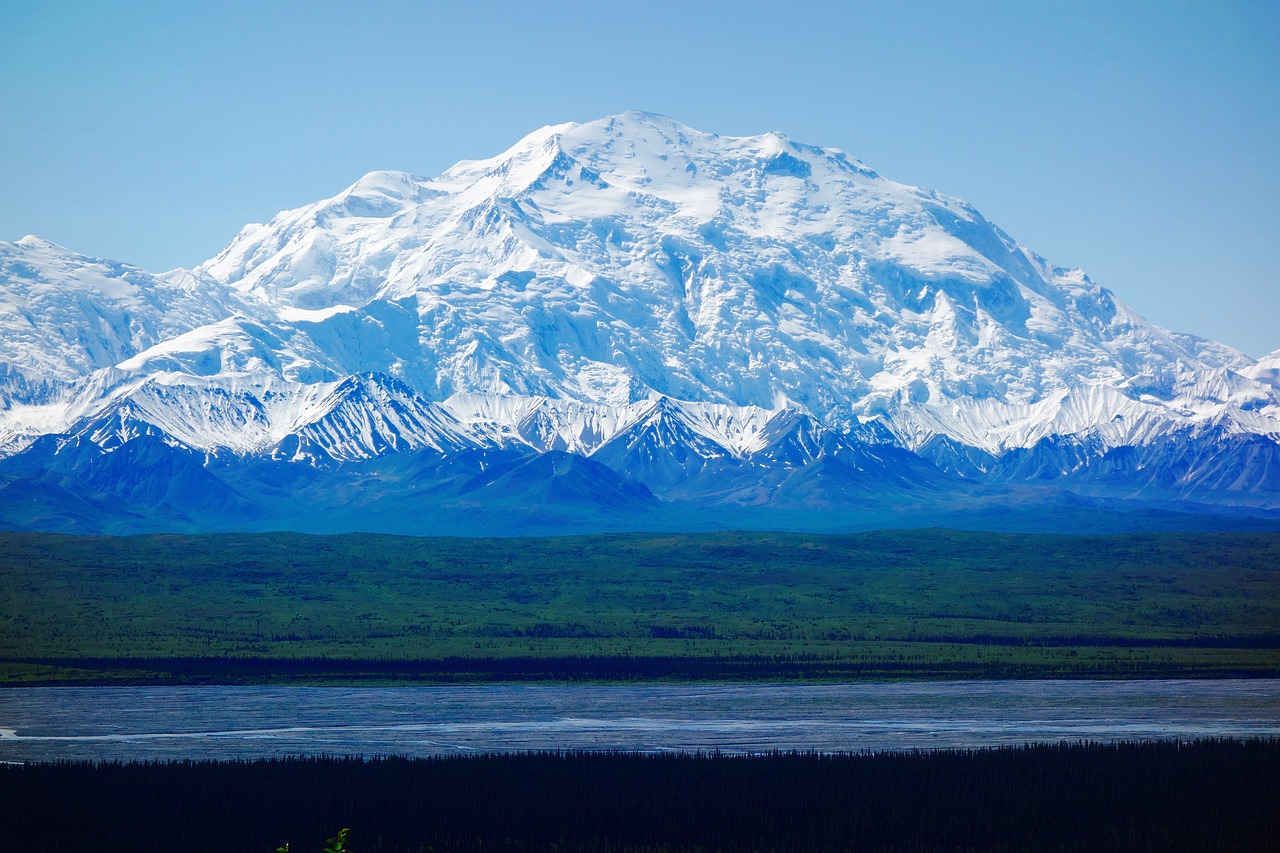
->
[192,112,1253,419]
[0,236,252,382]
[1,113,1278,529]
[273,373,481,463]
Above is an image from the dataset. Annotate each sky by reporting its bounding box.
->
[2,0,1278,356]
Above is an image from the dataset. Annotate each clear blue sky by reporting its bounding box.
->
[3,0,1277,356]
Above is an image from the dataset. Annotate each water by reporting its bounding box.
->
[1,680,1277,762]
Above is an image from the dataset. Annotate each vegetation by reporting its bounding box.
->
[277,827,350,853]
[3,740,1278,852]
[2,529,1278,683]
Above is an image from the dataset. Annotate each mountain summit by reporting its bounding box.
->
[2,114,1277,533]
[196,112,1248,419]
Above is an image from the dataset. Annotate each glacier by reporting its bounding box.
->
[1,112,1277,534]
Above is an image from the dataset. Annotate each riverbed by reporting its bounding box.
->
[2,679,1277,762]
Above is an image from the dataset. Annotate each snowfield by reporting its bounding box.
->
[1,113,1277,530]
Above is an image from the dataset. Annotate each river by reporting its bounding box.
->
[2,679,1277,762]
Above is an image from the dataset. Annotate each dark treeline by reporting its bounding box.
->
[4,740,1278,852]
[908,633,1280,648]
[14,653,1280,684]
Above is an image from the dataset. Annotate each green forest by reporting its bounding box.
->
[3,529,1278,683]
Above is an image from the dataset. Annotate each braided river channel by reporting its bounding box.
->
[2,680,1278,762]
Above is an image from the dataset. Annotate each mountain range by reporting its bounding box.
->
[2,111,1278,534]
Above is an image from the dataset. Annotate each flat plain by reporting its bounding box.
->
[2,529,1278,683]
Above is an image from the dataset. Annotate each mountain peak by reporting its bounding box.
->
[177,114,1258,425]
[15,235,65,250]
[340,169,432,201]
[3,116,1279,529]
[7,116,1275,480]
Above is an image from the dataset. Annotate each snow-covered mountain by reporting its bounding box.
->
[1,112,1277,534]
